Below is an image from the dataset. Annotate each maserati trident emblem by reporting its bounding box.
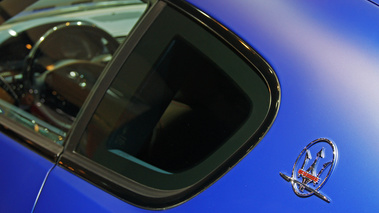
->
[280,138,338,203]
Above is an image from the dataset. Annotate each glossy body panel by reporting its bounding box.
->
[0,133,53,212]
[33,166,147,213]
[174,0,379,212]
[2,0,379,212]
[34,0,379,211]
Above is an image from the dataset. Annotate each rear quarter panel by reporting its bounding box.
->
[175,0,379,212]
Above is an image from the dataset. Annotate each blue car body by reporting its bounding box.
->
[1,0,379,212]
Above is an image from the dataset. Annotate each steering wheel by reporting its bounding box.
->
[21,21,120,129]
[35,60,105,130]
[23,21,119,90]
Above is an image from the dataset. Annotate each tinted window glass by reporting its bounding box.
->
[76,5,270,190]
[78,36,251,172]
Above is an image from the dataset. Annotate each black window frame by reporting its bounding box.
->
[59,0,281,209]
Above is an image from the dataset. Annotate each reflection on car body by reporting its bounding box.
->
[0,0,379,212]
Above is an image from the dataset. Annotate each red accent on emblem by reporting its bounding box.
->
[298,169,319,182]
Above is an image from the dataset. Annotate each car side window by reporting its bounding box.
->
[70,2,279,208]
[78,35,253,172]
[0,1,147,145]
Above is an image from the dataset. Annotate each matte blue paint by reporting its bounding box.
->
[0,133,54,212]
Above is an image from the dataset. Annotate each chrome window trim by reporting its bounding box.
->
[0,115,63,161]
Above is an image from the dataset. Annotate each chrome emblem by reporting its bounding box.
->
[280,138,338,203]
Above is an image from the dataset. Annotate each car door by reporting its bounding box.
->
[0,1,147,212]
[0,130,60,212]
